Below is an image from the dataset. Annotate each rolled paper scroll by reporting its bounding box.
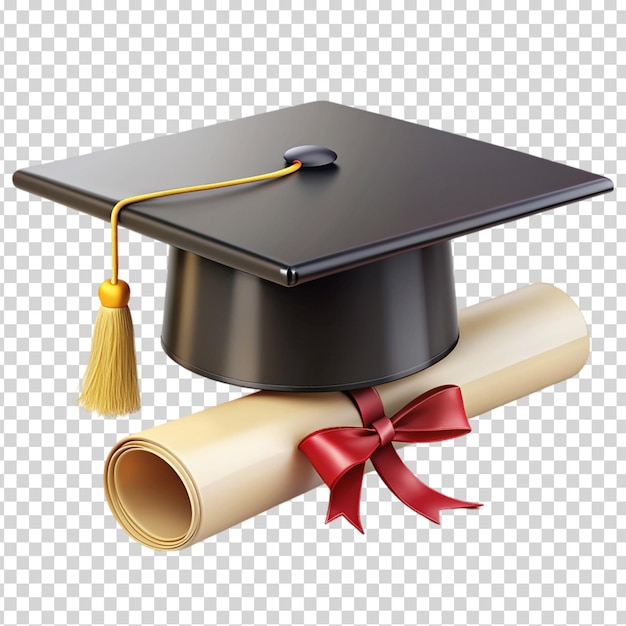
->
[104,283,589,550]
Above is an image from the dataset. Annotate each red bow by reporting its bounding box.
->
[298,385,481,532]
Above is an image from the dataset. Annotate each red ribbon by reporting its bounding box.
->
[298,385,482,532]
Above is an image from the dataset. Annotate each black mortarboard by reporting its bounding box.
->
[13,101,613,411]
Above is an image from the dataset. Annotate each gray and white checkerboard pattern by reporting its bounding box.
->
[1,2,623,625]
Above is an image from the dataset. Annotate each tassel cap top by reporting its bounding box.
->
[99,279,130,309]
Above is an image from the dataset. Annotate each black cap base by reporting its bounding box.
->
[161,242,459,391]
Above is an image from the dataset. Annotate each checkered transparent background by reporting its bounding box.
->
[1,2,624,625]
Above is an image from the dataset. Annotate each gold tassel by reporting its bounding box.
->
[77,160,302,416]
[79,279,140,416]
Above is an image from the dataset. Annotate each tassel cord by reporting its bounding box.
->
[109,161,302,284]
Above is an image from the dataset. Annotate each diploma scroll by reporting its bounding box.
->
[105,283,589,550]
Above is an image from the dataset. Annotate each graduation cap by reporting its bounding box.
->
[13,101,613,416]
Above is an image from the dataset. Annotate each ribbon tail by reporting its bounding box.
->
[372,445,482,524]
[325,464,365,533]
